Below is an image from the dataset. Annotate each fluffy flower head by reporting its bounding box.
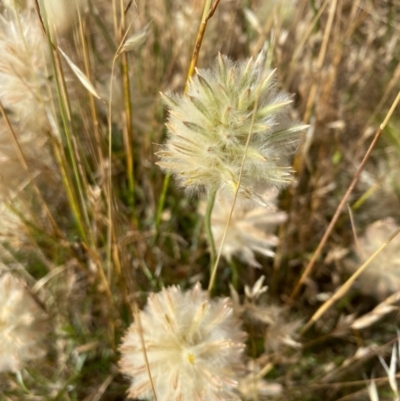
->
[206,188,287,267]
[349,218,400,299]
[157,52,306,202]
[0,273,48,372]
[0,9,48,127]
[119,283,246,401]
[0,201,26,253]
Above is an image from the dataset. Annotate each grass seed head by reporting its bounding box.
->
[157,52,306,202]
[349,218,400,300]
[0,9,49,129]
[119,283,247,401]
[0,273,48,372]
[204,188,287,267]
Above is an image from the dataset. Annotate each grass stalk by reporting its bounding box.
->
[76,2,105,177]
[51,140,87,240]
[37,0,116,341]
[118,0,137,224]
[303,0,337,123]
[0,102,60,237]
[37,0,94,245]
[52,46,94,245]
[154,172,170,241]
[106,58,117,284]
[185,0,221,85]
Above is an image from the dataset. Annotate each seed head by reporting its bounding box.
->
[0,273,48,372]
[157,52,306,202]
[230,282,301,353]
[0,201,26,253]
[0,10,48,128]
[349,218,400,299]
[202,188,287,267]
[119,283,247,401]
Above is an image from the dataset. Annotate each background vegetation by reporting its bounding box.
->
[1,0,400,400]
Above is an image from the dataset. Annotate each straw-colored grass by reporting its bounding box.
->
[1,0,400,400]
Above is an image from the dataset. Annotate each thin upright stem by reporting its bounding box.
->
[118,1,137,225]
[153,173,170,244]
[204,189,217,272]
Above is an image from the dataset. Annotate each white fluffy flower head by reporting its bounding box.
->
[0,273,48,372]
[157,52,306,202]
[119,283,247,401]
[351,218,400,299]
[208,188,287,267]
[0,9,48,126]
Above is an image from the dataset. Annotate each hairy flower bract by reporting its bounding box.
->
[157,52,306,202]
[119,283,246,401]
[205,188,287,267]
[0,9,48,128]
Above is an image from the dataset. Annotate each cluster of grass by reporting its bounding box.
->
[1,0,400,400]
